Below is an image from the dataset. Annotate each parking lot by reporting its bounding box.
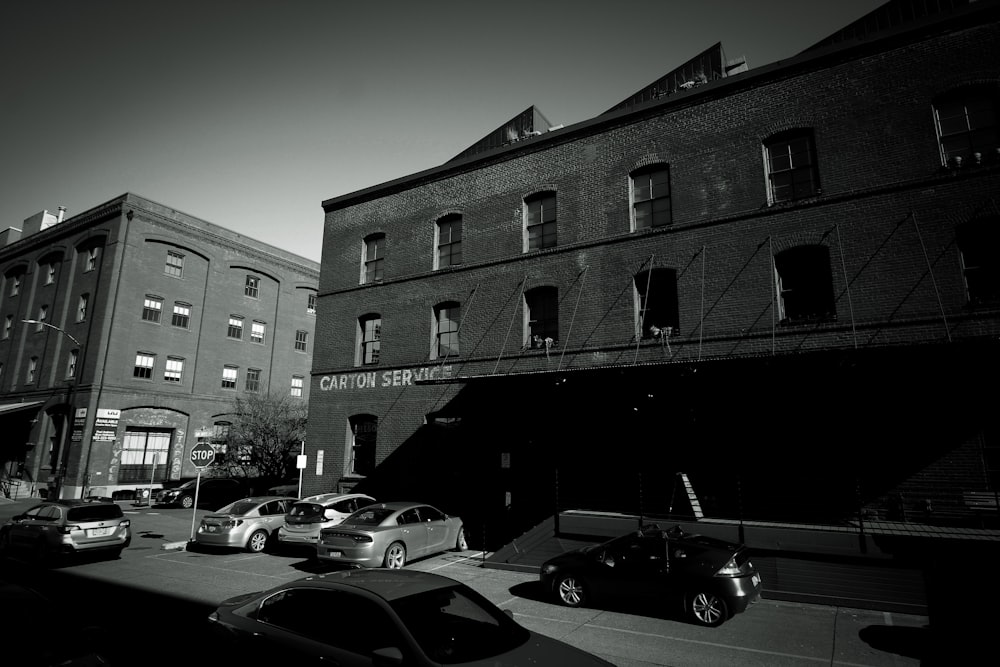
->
[0,499,933,667]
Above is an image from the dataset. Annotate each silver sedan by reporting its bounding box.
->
[316,501,467,569]
[195,496,296,553]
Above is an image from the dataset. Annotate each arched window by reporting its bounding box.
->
[361,233,385,284]
[764,129,820,203]
[432,301,460,359]
[957,217,1000,306]
[630,164,671,230]
[357,314,381,366]
[524,286,559,349]
[524,192,557,251]
[933,86,999,166]
[634,268,679,338]
[435,214,463,269]
[774,245,836,323]
[348,414,377,477]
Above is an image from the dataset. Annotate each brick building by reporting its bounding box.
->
[0,193,319,500]
[306,1,1000,546]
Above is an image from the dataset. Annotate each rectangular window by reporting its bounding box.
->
[291,375,303,397]
[142,296,163,323]
[525,193,557,251]
[119,429,170,483]
[295,330,308,352]
[632,166,672,230]
[36,305,48,330]
[436,215,463,269]
[307,293,317,314]
[77,293,89,322]
[67,349,79,379]
[227,316,244,340]
[245,368,261,393]
[164,357,184,383]
[86,247,99,272]
[172,303,191,328]
[245,275,260,298]
[360,317,381,365]
[251,321,266,344]
[362,235,384,284]
[765,131,820,203]
[134,353,155,380]
[27,357,37,384]
[165,250,184,278]
[3,315,11,339]
[222,365,238,389]
[635,269,680,339]
[10,274,21,296]
[44,263,56,285]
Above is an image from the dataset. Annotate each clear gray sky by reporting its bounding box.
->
[1,1,884,263]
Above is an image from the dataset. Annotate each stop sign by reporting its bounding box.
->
[190,442,216,469]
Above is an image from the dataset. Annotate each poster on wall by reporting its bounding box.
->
[92,408,121,442]
[70,407,87,443]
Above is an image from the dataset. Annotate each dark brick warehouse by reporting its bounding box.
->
[302,2,1000,549]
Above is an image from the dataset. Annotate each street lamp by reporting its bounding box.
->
[23,319,83,500]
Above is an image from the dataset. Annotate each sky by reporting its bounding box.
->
[1,1,885,264]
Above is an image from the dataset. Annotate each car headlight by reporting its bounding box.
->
[540,564,559,575]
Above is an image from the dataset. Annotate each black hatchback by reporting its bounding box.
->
[539,524,762,626]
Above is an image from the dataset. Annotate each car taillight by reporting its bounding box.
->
[222,519,243,529]
[58,525,81,534]
[715,556,743,576]
[119,519,130,528]
[352,534,373,543]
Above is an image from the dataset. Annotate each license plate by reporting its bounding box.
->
[328,551,342,558]
[752,573,761,587]
[207,525,218,532]
[87,527,113,537]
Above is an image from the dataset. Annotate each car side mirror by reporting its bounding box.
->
[12,514,25,521]
[372,646,404,666]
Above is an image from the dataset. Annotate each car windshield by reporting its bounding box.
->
[390,586,529,664]
[344,507,395,526]
[66,504,123,522]
[215,500,257,516]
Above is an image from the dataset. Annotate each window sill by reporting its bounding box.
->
[779,315,837,326]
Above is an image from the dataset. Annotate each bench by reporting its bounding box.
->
[963,491,999,511]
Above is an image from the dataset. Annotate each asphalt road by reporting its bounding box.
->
[0,500,942,666]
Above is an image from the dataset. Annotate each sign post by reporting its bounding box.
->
[296,441,306,500]
[188,442,215,542]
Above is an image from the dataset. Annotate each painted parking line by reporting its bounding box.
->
[427,552,486,571]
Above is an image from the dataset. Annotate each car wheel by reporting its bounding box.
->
[454,527,468,551]
[180,495,194,509]
[555,574,588,607]
[383,541,406,569]
[246,530,269,553]
[688,591,728,627]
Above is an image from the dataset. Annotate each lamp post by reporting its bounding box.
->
[23,319,83,500]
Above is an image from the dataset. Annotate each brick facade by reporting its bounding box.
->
[0,193,319,499]
[307,5,1000,545]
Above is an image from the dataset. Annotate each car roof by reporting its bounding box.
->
[284,569,459,602]
[36,499,117,508]
[297,492,373,504]
[364,501,431,512]
[233,495,296,504]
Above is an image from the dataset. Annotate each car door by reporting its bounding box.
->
[595,534,668,602]
[7,505,46,548]
[417,506,450,554]
[395,508,428,557]
[243,587,410,666]
[261,500,291,530]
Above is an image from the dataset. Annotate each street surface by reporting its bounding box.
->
[0,500,932,666]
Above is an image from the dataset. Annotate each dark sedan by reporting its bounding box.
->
[540,523,762,626]
[208,568,613,665]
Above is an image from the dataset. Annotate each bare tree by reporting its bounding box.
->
[216,392,307,484]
